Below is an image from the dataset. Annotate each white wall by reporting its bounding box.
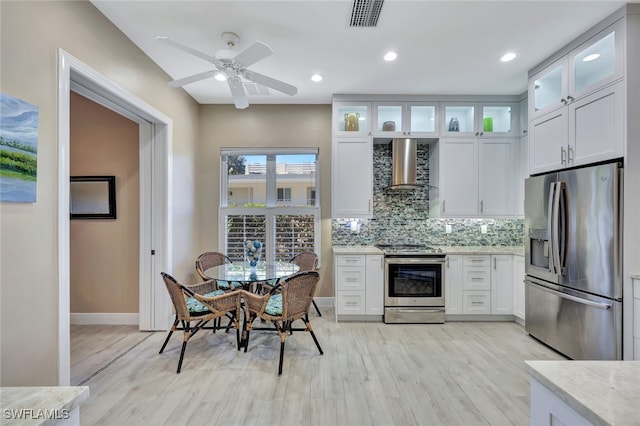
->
[0,1,200,385]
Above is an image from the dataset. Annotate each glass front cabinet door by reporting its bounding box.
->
[333,102,371,137]
[569,19,624,100]
[373,102,437,137]
[442,102,515,137]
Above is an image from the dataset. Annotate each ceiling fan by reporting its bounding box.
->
[157,32,297,109]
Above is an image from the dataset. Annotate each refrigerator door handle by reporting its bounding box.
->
[547,182,556,274]
[557,182,567,274]
[551,181,562,276]
[526,279,612,310]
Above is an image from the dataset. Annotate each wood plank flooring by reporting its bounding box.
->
[71,311,565,425]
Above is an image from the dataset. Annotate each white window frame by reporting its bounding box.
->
[219,148,320,263]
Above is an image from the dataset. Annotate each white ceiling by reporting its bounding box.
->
[91,0,627,105]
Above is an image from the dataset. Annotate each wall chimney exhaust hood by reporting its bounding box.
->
[387,138,422,190]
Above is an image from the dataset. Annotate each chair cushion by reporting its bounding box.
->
[264,293,283,316]
[217,280,243,290]
[186,290,225,314]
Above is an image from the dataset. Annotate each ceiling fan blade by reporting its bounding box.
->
[233,41,273,67]
[168,70,217,87]
[242,70,297,96]
[228,78,249,109]
[156,36,217,64]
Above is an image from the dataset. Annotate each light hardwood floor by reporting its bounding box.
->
[71,311,565,425]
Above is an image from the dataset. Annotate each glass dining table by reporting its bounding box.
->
[204,261,300,293]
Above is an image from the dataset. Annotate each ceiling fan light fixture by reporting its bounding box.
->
[384,51,397,61]
[311,74,323,82]
[214,72,227,81]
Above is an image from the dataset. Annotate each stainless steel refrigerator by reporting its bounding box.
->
[524,161,622,360]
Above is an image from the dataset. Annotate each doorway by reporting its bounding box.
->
[57,49,173,385]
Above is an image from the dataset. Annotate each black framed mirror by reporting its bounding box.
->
[70,176,117,219]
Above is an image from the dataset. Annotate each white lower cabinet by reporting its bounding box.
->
[334,253,383,320]
[445,255,463,314]
[513,255,526,321]
[634,277,640,360]
[491,255,514,315]
[446,253,517,318]
[530,378,592,426]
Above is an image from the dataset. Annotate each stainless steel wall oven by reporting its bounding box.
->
[380,247,446,323]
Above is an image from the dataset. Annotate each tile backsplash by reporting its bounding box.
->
[332,142,524,246]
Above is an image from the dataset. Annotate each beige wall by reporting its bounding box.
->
[198,105,334,297]
[70,93,139,313]
[0,1,200,385]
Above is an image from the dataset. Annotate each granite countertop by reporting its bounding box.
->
[525,360,640,426]
[0,386,90,425]
[332,245,523,256]
[332,245,383,255]
[439,246,524,256]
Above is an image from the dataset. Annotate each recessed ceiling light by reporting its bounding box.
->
[501,52,517,62]
[311,74,323,82]
[384,51,397,61]
[214,73,227,82]
[583,53,600,62]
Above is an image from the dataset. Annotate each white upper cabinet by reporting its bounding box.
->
[436,138,515,217]
[372,102,438,138]
[441,102,516,138]
[332,137,373,218]
[333,101,372,137]
[529,19,624,120]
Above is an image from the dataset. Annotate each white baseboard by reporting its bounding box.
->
[70,313,139,325]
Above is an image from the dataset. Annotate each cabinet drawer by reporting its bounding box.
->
[463,255,490,267]
[462,268,491,290]
[463,291,491,314]
[336,267,366,291]
[337,291,366,315]
[337,255,365,267]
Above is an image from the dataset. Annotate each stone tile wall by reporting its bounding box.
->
[331,142,524,246]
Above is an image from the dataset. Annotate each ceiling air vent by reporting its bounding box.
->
[349,0,384,27]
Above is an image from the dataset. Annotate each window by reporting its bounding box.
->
[277,187,292,205]
[220,148,319,263]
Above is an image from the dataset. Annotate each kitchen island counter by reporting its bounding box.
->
[525,360,640,426]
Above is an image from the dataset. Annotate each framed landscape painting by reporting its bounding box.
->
[0,92,39,203]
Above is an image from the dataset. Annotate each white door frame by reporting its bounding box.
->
[57,49,173,385]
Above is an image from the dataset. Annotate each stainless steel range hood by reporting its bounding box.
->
[388,138,422,190]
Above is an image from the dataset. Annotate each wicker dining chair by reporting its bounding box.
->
[242,270,323,375]
[159,272,243,373]
[290,252,322,316]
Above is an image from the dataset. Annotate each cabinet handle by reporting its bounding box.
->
[567,145,574,164]
[561,98,567,105]
[479,132,484,136]
[560,146,567,165]
[446,257,450,268]
[345,278,359,282]
[369,199,372,213]
[493,258,497,269]
[471,277,484,281]
[471,259,484,263]
[442,200,446,213]
[480,200,484,213]
[346,301,358,306]
[566,95,574,102]
[475,132,480,136]
[471,301,484,305]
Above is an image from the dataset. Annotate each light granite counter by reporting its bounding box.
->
[439,245,524,256]
[0,386,90,425]
[525,360,640,426]
[332,245,383,255]
[332,245,523,256]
